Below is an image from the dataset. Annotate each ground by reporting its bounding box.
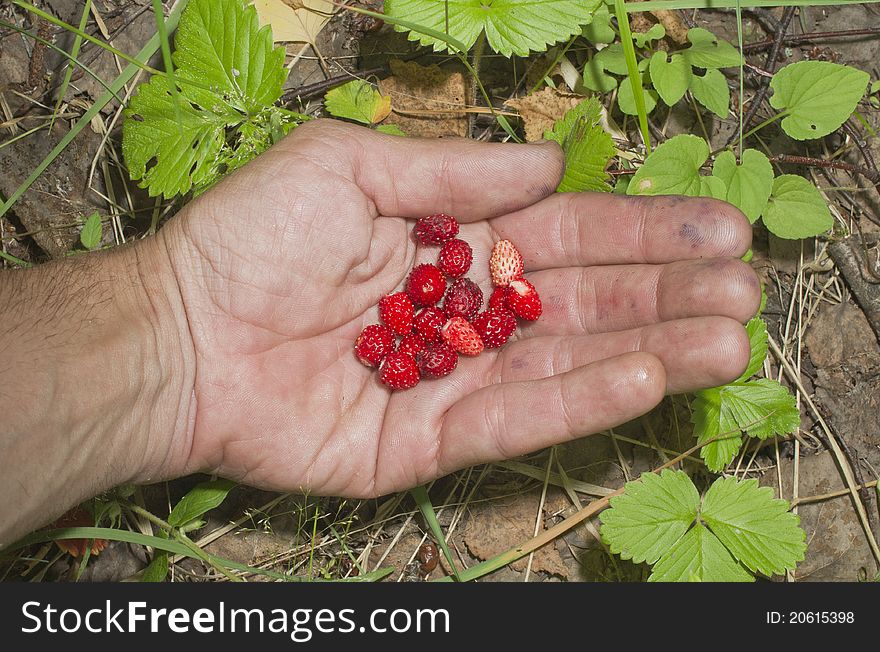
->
[1,0,879,582]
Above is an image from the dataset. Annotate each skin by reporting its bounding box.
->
[0,120,760,547]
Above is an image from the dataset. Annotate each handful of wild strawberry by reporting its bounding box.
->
[354,213,542,390]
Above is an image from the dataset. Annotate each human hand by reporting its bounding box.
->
[154,119,760,497]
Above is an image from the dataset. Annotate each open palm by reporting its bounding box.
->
[162,120,760,498]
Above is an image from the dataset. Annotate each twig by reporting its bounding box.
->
[769,153,880,185]
[742,27,880,53]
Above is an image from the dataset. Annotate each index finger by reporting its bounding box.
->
[489,193,752,269]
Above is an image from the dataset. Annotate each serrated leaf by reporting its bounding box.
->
[600,469,700,565]
[618,76,657,116]
[324,80,392,125]
[762,174,834,239]
[649,52,691,106]
[683,28,742,69]
[690,68,730,118]
[721,379,800,440]
[769,61,869,140]
[628,134,708,196]
[80,212,102,250]
[649,522,753,582]
[739,316,768,381]
[702,476,806,576]
[633,24,665,48]
[692,388,744,472]
[384,0,601,57]
[123,0,290,198]
[711,149,773,223]
[168,479,236,529]
[544,97,615,192]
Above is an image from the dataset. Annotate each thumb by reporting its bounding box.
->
[283,119,565,221]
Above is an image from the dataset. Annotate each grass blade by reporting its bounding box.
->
[50,0,92,131]
[614,0,652,154]
[410,485,462,581]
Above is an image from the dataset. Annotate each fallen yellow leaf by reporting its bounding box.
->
[252,0,333,44]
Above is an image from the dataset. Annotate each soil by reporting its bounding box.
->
[1,1,879,582]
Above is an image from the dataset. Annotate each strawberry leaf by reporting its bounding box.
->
[738,316,769,381]
[702,477,806,576]
[692,387,743,472]
[123,0,292,198]
[384,0,602,57]
[544,97,615,193]
[648,522,753,582]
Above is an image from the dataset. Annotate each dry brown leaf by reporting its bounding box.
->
[505,87,583,142]
[252,0,333,44]
[378,60,468,138]
[462,489,571,578]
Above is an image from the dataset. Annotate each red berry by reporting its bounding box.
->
[413,307,447,342]
[472,308,517,349]
[507,278,542,321]
[354,324,394,367]
[488,286,508,311]
[414,213,459,246]
[437,238,472,277]
[406,263,446,306]
[378,292,414,334]
[489,239,524,287]
[379,352,421,390]
[416,342,458,378]
[443,277,483,321]
[442,316,484,356]
[397,332,426,358]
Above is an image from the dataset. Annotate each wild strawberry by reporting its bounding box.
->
[354,324,395,367]
[488,286,508,312]
[379,292,414,334]
[397,332,426,358]
[416,342,458,378]
[489,239,524,287]
[406,263,446,306]
[472,308,517,349]
[443,277,483,321]
[379,352,420,390]
[507,278,542,321]
[438,238,472,277]
[413,306,446,342]
[414,213,459,246]
[442,316,484,356]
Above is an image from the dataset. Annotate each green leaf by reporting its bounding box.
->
[692,388,743,472]
[141,552,169,582]
[618,76,657,115]
[167,479,236,529]
[702,476,806,576]
[375,124,406,136]
[600,469,700,565]
[324,80,392,125]
[122,0,291,198]
[628,134,708,196]
[699,175,726,200]
[633,23,665,48]
[581,55,618,92]
[649,522,753,582]
[79,212,102,250]
[649,52,692,106]
[683,28,742,69]
[762,174,834,239]
[769,61,869,140]
[581,3,615,44]
[721,379,800,440]
[544,97,615,193]
[384,0,602,57]
[710,149,773,223]
[594,43,628,75]
[739,316,768,381]
[690,68,730,118]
